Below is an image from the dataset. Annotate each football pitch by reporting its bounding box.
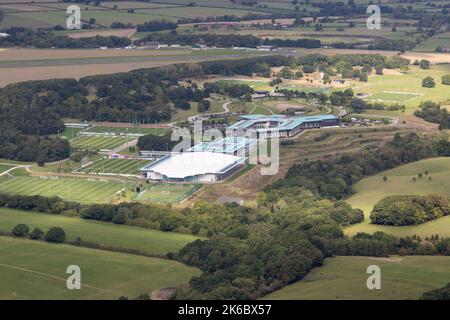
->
[366,91,420,102]
[0,176,126,203]
[86,126,168,136]
[136,183,201,204]
[80,158,152,175]
[71,136,129,151]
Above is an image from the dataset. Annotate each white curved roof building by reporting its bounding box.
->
[140,152,245,182]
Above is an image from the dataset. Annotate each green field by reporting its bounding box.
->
[71,135,129,151]
[0,208,198,255]
[263,256,450,300]
[366,91,420,102]
[58,127,85,141]
[86,126,168,136]
[414,32,450,52]
[352,65,450,112]
[345,157,450,238]
[136,183,201,204]
[0,176,127,203]
[0,236,199,300]
[80,158,151,175]
[0,164,16,174]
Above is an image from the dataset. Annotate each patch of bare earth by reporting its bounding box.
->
[151,288,177,300]
[401,52,450,64]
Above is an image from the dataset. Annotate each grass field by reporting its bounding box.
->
[0,236,199,300]
[367,91,420,102]
[352,64,450,112]
[263,256,450,300]
[136,183,201,204]
[71,136,129,151]
[0,164,16,174]
[345,157,450,238]
[80,158,151,175]
[58,127,85,141]
[0,208,198,255]
[86,126,168,136]
[0,176,127,203]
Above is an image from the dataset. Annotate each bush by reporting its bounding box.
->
[29,228,44,240]
[12,224,29,237]
[44,227,66,243]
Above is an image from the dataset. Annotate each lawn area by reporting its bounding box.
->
[58,127,84,141]
[0,176,128,203]
[352,65,450,112]
[71,135,129,151]
[0,164,15,174]
[0,236,199,300]
[0,208,198,255]
[136,183,201,204]
[80,158,152,175]
[345,157,450,238]
[263,256,450,300]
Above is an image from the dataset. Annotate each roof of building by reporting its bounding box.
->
[187,137,257,154]
[228,114,338,131]
[140,152,244,179]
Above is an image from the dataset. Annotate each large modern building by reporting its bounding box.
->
[227,114,340,138]
[140,151,245,182]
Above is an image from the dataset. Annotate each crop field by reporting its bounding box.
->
[413,32,450,52]
[345,157,450,238]
[0,176,127,203]
[136,183,201,204]
[80,158,152,175]
[352,65,450,112]
[0,208,198,255]
[86,126,168,136]
[263,256,450,300]
[71,136,129,151]
[0,236,199,300]
[365,91,420,102]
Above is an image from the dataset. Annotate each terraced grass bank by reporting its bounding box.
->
[0,236,199,300]
[263,256,450,300]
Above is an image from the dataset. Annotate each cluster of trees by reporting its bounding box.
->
[420,283,450,300]
[136,20,177,32]
[12,223,66,243]
[370,195,450,226]
[0,27,131,48]
[143,32,321,49]
[137,132,180,151]
[268,133,450,200]
[332,231,450,257]
[414,101,450,130]
[368,39,418,52]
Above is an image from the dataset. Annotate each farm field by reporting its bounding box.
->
[136,183,201,204]
[413,32,450,52]
[0,236,199,300]
[0,176,128,203]
[0,208,198,255]
[352,65,450,112]
[263,256,450,300]
[80,158,152,175]
[71,136,129,151]
[345,157,450,238]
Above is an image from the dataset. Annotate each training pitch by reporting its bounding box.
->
[80,158,152,175]
[136,183,201,204]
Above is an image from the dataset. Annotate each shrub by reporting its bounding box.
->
[12,224,29,237]
[29,228,44,240]
[44,227,66,243]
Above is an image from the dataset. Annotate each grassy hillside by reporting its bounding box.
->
[263,256,450,300]
[0,236,199,300]
[0,208,198,255]
[345,157,450,238]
